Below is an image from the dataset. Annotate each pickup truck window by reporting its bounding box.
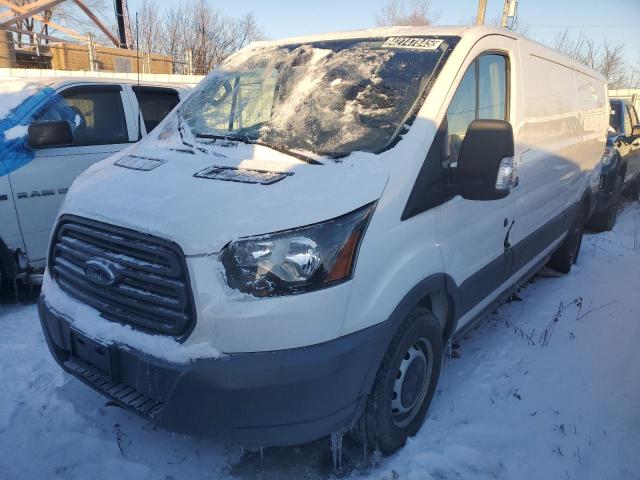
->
[609,105,620,133]
[627,105,639,128]
[623,105,633,134]
[133,86,180,133]
[34,85,129,146]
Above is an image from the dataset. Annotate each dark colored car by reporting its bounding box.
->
[588,98,640,231]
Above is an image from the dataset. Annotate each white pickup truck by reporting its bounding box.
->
[0,76,191,289]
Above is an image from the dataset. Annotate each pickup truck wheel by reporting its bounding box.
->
[354,307,442,454]
[625,178,640,201]
[588,176,623,232]
[549,206,585,274]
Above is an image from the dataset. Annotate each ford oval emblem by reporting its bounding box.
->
[83,258,119,286]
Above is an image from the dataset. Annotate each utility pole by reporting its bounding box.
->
[476,0,487,25]
[114,0,127,48]
[501,0,518,28]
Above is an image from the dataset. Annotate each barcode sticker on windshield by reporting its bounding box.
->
[382,37,444,50]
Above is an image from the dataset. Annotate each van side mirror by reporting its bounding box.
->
[453,119,516,201]
[27,121,73,148]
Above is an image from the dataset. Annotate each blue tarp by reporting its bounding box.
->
[0,87,76,177]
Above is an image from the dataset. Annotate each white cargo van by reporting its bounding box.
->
[0,77,190,289]
[38,26,608,452]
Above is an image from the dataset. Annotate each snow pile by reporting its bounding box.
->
[0,77,45,119]
[1,202,639,479]
[3,124,28,141]
[41,273,222,363]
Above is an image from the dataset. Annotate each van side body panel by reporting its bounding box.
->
[509,41,607,262]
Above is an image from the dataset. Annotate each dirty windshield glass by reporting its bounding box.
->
[178,36,456,157]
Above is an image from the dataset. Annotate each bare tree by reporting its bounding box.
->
[4,0,112,46]
[376,0,438,27]
[552,29,630,88]
[50,0,111,42]
[599,42,627,89]
[134,0,162,53]
[162,0,263,74]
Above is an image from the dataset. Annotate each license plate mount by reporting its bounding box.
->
[70,328,117,380]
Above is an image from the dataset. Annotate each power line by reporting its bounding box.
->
[521,22,640,29]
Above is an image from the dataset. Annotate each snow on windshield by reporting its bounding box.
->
[178,37,454,157]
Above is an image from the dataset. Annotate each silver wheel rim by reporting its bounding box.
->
[391,338,433,428]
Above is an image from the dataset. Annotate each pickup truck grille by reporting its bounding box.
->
[49,215,195,337]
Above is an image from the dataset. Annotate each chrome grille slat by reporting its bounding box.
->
[50,215,195,337]
[54,257,182,310]
[55,243,186,299]
[57,234,174,276]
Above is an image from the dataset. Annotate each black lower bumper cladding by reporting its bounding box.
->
[38,296,387,447]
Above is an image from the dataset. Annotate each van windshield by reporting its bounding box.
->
[178,36,457,158]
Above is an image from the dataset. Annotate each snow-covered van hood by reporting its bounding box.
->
[60,144,389,256]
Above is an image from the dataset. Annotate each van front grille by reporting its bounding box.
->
[49,215,195,337]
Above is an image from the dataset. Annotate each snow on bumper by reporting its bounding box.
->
[38,296,387,446]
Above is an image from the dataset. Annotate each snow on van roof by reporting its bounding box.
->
[249,25,489,48]
[245,24,603,82]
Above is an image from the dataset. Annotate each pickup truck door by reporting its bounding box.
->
[623,104,640,184]
[7,83,135,264]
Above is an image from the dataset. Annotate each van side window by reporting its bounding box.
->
[34,86,129,146]
[133,86,180,133]
[445,54,508,163]
[446,63,476,162]
[609,105,620,133]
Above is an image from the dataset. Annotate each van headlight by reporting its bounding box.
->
[221,203,376,296]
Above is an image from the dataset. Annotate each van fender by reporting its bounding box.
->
[356,273,460,402]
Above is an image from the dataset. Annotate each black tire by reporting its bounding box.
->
[353,307,443,454]
[588,176,623,232]
[548,204,586,274]
[625,177,640,201]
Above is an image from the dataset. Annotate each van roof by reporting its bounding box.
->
[249,24,604,82]
[251,25,504,47]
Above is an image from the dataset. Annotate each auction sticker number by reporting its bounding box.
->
[382,37,444,50]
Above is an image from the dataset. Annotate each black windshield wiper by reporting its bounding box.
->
[195,133,323,165]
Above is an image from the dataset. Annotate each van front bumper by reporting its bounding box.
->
[38,296,386,447]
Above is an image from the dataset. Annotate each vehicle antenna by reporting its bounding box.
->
[135,11,142,140]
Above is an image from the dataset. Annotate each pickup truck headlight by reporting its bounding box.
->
[221,203,376,296]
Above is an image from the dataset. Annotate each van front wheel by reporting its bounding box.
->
[354,307,443,454]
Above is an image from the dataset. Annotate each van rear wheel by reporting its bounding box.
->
[548,206,585,274]
[353,307,442,454]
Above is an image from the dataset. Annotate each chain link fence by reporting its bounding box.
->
[0,31,206,76]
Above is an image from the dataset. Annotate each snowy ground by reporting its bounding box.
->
[1,202,639,480]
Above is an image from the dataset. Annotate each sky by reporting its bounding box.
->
[125,0,640,67]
